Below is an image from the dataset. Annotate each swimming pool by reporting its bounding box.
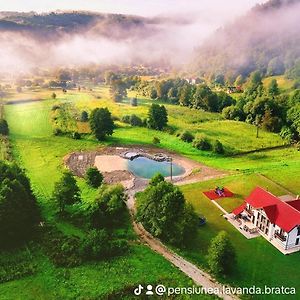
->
[127,157,185,179]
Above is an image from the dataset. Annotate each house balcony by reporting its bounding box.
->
[244,207,254,217]
[274,231,286,242]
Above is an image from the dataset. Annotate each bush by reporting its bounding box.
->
[72,132,81,140]
[193,137,211,151]
[80,229,111,260]
[122,115,131,124]
[86,167,103,188]
[152,136,160,144]
[212,140,224,154]
[0,119,9,135]
[180,131,195,143]
[81,229,129,260]
[43,228,82,267]
[122,114,143,127]
[207,231,236,276]
[130,97,138,106]
[53,128,63,136]
[51,92,57,99]
[51,104,60,111]
[130,114,143,127]
[0,251,37,284]
[80,111,89,122]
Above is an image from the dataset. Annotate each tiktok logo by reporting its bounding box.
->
[134,284,144,295]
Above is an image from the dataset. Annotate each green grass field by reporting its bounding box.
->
[2,99,205,299]
[55,86,285,154]
[1,85,300,299]
[177,175,300,300]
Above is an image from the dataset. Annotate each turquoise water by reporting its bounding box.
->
[127,157,185,179]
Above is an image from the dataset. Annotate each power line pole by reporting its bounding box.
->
[170,157,173,182]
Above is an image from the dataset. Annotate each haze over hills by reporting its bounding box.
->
[0,0,299,79]
[192,0,300,80]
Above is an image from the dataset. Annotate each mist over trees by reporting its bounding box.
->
[192,0,300,81]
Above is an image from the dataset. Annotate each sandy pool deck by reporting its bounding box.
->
[94,155,127,172]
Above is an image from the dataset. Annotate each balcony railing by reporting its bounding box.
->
[274,231,286,242]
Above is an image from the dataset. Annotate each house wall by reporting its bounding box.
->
[251,207,288,248]
[286,226,300,249]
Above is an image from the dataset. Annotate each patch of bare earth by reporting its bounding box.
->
[64,146,226,186]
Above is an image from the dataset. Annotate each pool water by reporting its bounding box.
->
[127,157,185,179]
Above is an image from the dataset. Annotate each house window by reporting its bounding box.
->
[267,220,270,227]
[296,238,300,246]
[256,221,258,226]
[265,228,269,235]
[297,227,300,236]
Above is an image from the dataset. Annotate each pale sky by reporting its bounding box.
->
[0,0,266,17]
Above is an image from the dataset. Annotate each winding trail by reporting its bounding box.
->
[126,178,239,300]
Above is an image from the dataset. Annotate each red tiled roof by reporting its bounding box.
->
[235,187,300,232]
[232,203,246,216]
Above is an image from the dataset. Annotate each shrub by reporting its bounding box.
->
[130,114,143,127]
[207,231,236,276]
[51,92,57,99]
[72,132,81,140]
[122,115,131,124]
[43,228,82,267]
[80,229,111,260]
[53,128,63,136]
[0,119,9,135]
[152,136,160,144]
[193,137,211,151]
[86,167,103,188]
[180,131,194,143]
[212,140,224,154]
[81,229,129,260]
[80,111,89,122]
[130,97,138,106]
[51,104,60,111]
[0,251,37,284]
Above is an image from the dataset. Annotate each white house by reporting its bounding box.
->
[232,187,300,254]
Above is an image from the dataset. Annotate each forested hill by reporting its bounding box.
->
[192,0,300,81]
[0,11,152,40]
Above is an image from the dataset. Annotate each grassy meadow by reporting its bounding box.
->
[1,84,300,299]
[177,174,300,300]
[2,96,205,299]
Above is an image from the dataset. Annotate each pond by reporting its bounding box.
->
[127,157,185,179]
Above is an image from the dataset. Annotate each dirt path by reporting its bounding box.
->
[126,178,239,300]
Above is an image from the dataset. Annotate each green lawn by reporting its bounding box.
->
[0,245,200,300]
[2,87,300,299]
[52,86,286,154]
[176,174,300,299]
[2,97,210,299]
